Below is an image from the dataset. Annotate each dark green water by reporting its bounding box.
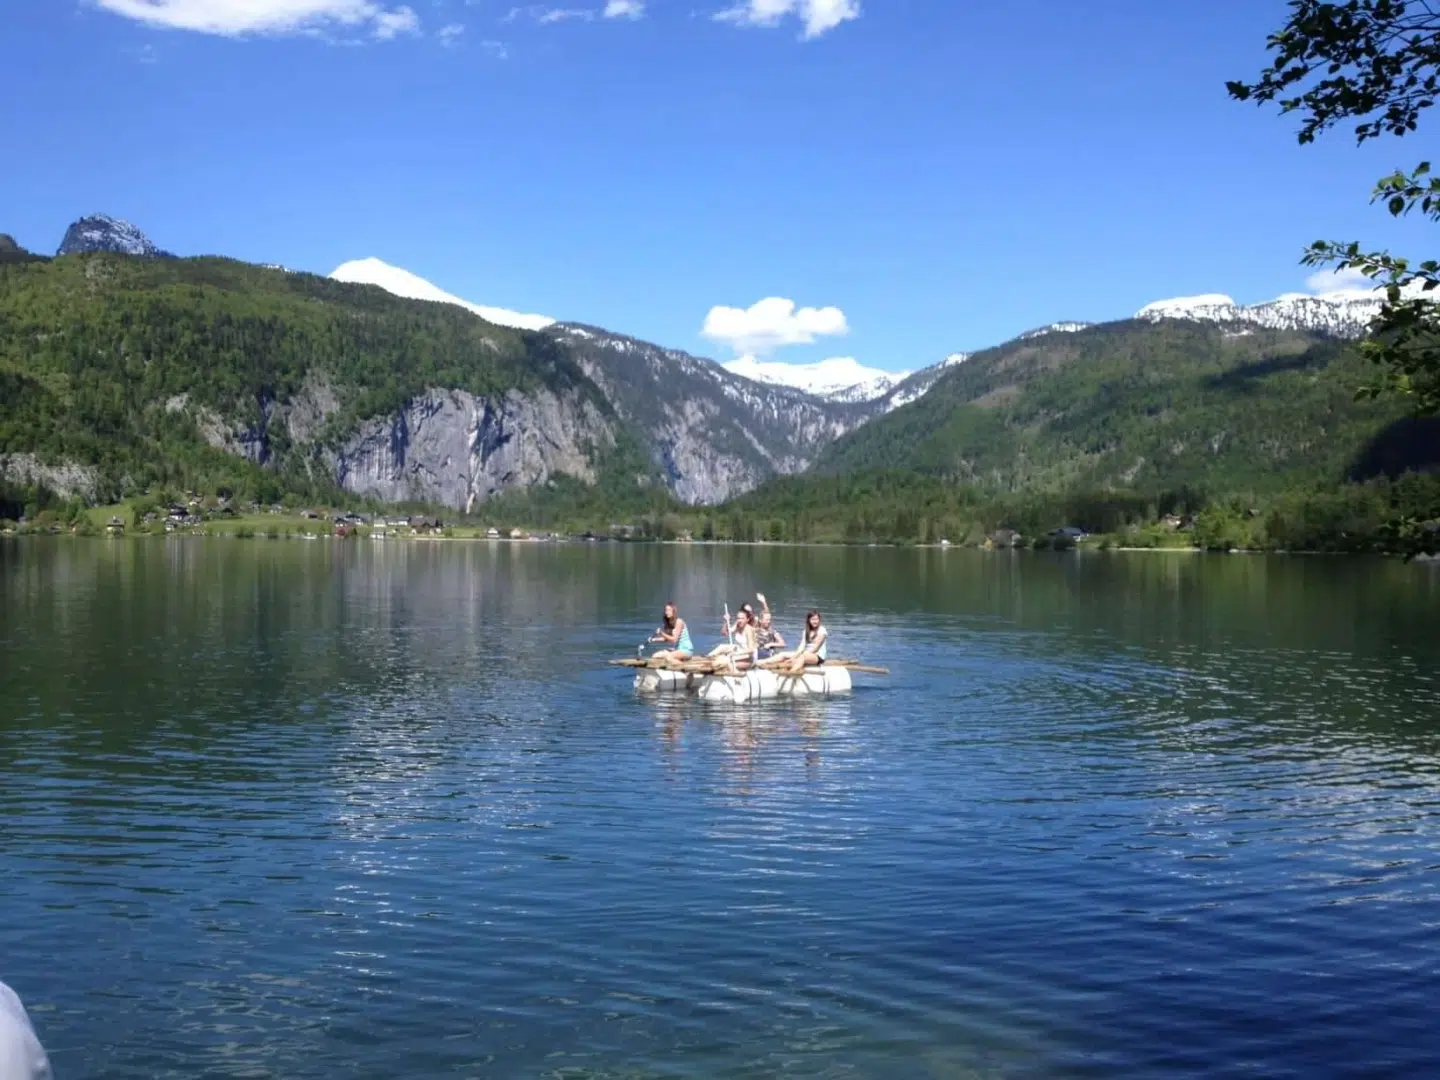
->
[3,539,1439,1078]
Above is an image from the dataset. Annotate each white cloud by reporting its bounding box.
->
[603,0,643,18]
[372,4,418,38]
[701,296,849,355]
[95,0,421,38]
[1304,266,1377,295]
[481,37,509,57]
[506,5,593,22]
[437,21,464,45]
[715,0,859,39]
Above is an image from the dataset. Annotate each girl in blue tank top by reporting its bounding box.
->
[650,603,693,661]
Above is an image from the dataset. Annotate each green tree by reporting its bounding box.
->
[1229,0,1440,413]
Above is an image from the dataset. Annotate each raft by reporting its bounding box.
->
[633,668,697,694]
[693,666,852,703]
[612,654,882,703]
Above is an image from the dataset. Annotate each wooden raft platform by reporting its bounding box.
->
[608,656,889,676]
[612,655,888,703]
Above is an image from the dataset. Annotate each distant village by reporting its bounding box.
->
[1,491,677,543]
[4,490,1206,550]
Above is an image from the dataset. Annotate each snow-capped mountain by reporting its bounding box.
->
[329,257,555,332]
[721,354,909,402]
[56,214,167,258]
[822,374,907,404]
[548,323,871,502]
[868,352,971,412]
[1136,290,1381,338]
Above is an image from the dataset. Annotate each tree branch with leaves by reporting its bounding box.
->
[1229,0,1440,415]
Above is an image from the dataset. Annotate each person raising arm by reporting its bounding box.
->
[754,597,785,661]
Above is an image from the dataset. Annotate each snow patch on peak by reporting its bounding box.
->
[1019,321,1092,340]
[1136,290,1387,338]
[721,354,909,400]
[1136,294,1237,319]
[56,214,164,257]
[942,352,971,367]
[329,257,555,332]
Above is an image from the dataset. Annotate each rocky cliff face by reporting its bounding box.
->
[548,324,865,503]
[182,381,613,511]
[328,388,613,510]
[0,454,100,500]
[56,214,168,257]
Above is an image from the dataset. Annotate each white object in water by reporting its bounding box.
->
[634,669,696,693]
[0,981,53,1080]
[695,666,852,703]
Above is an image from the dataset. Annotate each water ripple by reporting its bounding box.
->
[2,542,1440,1078]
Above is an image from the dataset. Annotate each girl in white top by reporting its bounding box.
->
[718,608,758,673]
[785,610,828,676]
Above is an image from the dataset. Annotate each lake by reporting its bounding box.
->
[3,538,1440,1079]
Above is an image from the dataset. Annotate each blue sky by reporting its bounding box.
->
[1,1,1432,372]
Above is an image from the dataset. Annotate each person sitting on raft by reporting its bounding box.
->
[714,594,767,651]
[753,593,786,660]
[783,610,828,675]
[708,602,751,658]
[718,607,759,673]
[649,603,693,662]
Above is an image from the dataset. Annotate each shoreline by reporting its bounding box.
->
[4,531,1435,560]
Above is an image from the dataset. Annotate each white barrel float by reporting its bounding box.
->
[695,665,852,704]
[633,669,696,693]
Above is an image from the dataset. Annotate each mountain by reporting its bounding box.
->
[56,214,168,258]
[8,224,1418,519]
[720,355,908,401]
[0,246,877,510]
[1136,290,1381,338]
[330,257,555,332]
[866,352,971,411]
[0,253,628,511]
[1019,321,1092,340]
[0,234,42,267]
[326,256,881,501]
[814,317,1411,495]
[548,323,872,503]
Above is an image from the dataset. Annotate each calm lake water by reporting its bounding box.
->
[3,539,1440,1079]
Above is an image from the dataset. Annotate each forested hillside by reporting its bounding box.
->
[3,247,1436,553]
[0,253,614,503]
[815,320,1429,493]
